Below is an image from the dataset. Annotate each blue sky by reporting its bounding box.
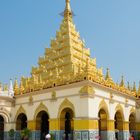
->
[0,0,140,87]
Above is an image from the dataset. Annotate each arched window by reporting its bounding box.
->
[114,111,123,140]
[16,113,27,130]
[36,111,49,140]
[0,115,4,140]
[60,108,74,140]
[98,109,107,140]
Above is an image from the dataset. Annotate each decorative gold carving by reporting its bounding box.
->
[29,95,33,105]
[51,91,57,101]
[33,102,48,119]
[125,98,129,107]
[58,98,75,118]
[15,105,26,121]
[109,92,114,104]
[79,85,95,98]
[98,99,109,119]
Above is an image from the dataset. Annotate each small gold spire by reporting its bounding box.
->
[64,0,72,18]
[120,75,124,87]
[14,78,19,95]
[137,82,140,97]
[65,0,71,11]
[105,68,111,80]
[127,82,131,90]
[3,84,8,91]
[20,79,24,94]
[132,82,136,92]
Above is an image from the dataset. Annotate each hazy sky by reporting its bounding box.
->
[0,0,140,87]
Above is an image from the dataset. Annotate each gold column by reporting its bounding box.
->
[27,120,36,130]
[49,118,60,131]
[123,121,129,131]
[74,119,98,130]
[107,120,115,131]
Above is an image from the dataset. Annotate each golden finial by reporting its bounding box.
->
[64,0,72,18]
[105,68,111,80]
[3,84,8,91]
[14,78,19,95]
[66,0,71,10]
[132,82,136,92]
[127,82,131,90]
[20,78,24,94]
[137,82,140,98]
[120,75,124,87]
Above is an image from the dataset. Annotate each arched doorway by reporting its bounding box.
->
[98,109,107,140]
[60,108,74,140]
[36,111,49,140]
[129,113,136,137]
[0,115,4,140]
[16,113,27,130]
[114,111,123,140]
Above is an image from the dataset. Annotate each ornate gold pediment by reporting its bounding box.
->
[79,85,95,98]
[15,105,26,121]
[34,102,48,119]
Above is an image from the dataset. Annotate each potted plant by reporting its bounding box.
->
[8,129,15,140]
[21,128,30,140]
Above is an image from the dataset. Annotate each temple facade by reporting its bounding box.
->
[0,0,140,140]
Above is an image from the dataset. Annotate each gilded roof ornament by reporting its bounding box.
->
[105,68,111,80]
[132,82,136,93]
[14,78,19,95]
[3,84,8,91]
[120,75,125,87]
[137,82,140,98]
[127,82,131,90]
[20,79,24,94]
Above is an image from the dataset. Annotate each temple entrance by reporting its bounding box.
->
[16,113,27,130]
[114,111,123,140]
[0,115,4,140]
[129,113,136,137]
[36,111,49,140]
[60,108,74,140]
[98,109,107,140]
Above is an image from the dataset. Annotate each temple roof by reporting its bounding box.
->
[13,0,139,98]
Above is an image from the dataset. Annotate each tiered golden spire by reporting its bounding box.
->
[13,0,138,98]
